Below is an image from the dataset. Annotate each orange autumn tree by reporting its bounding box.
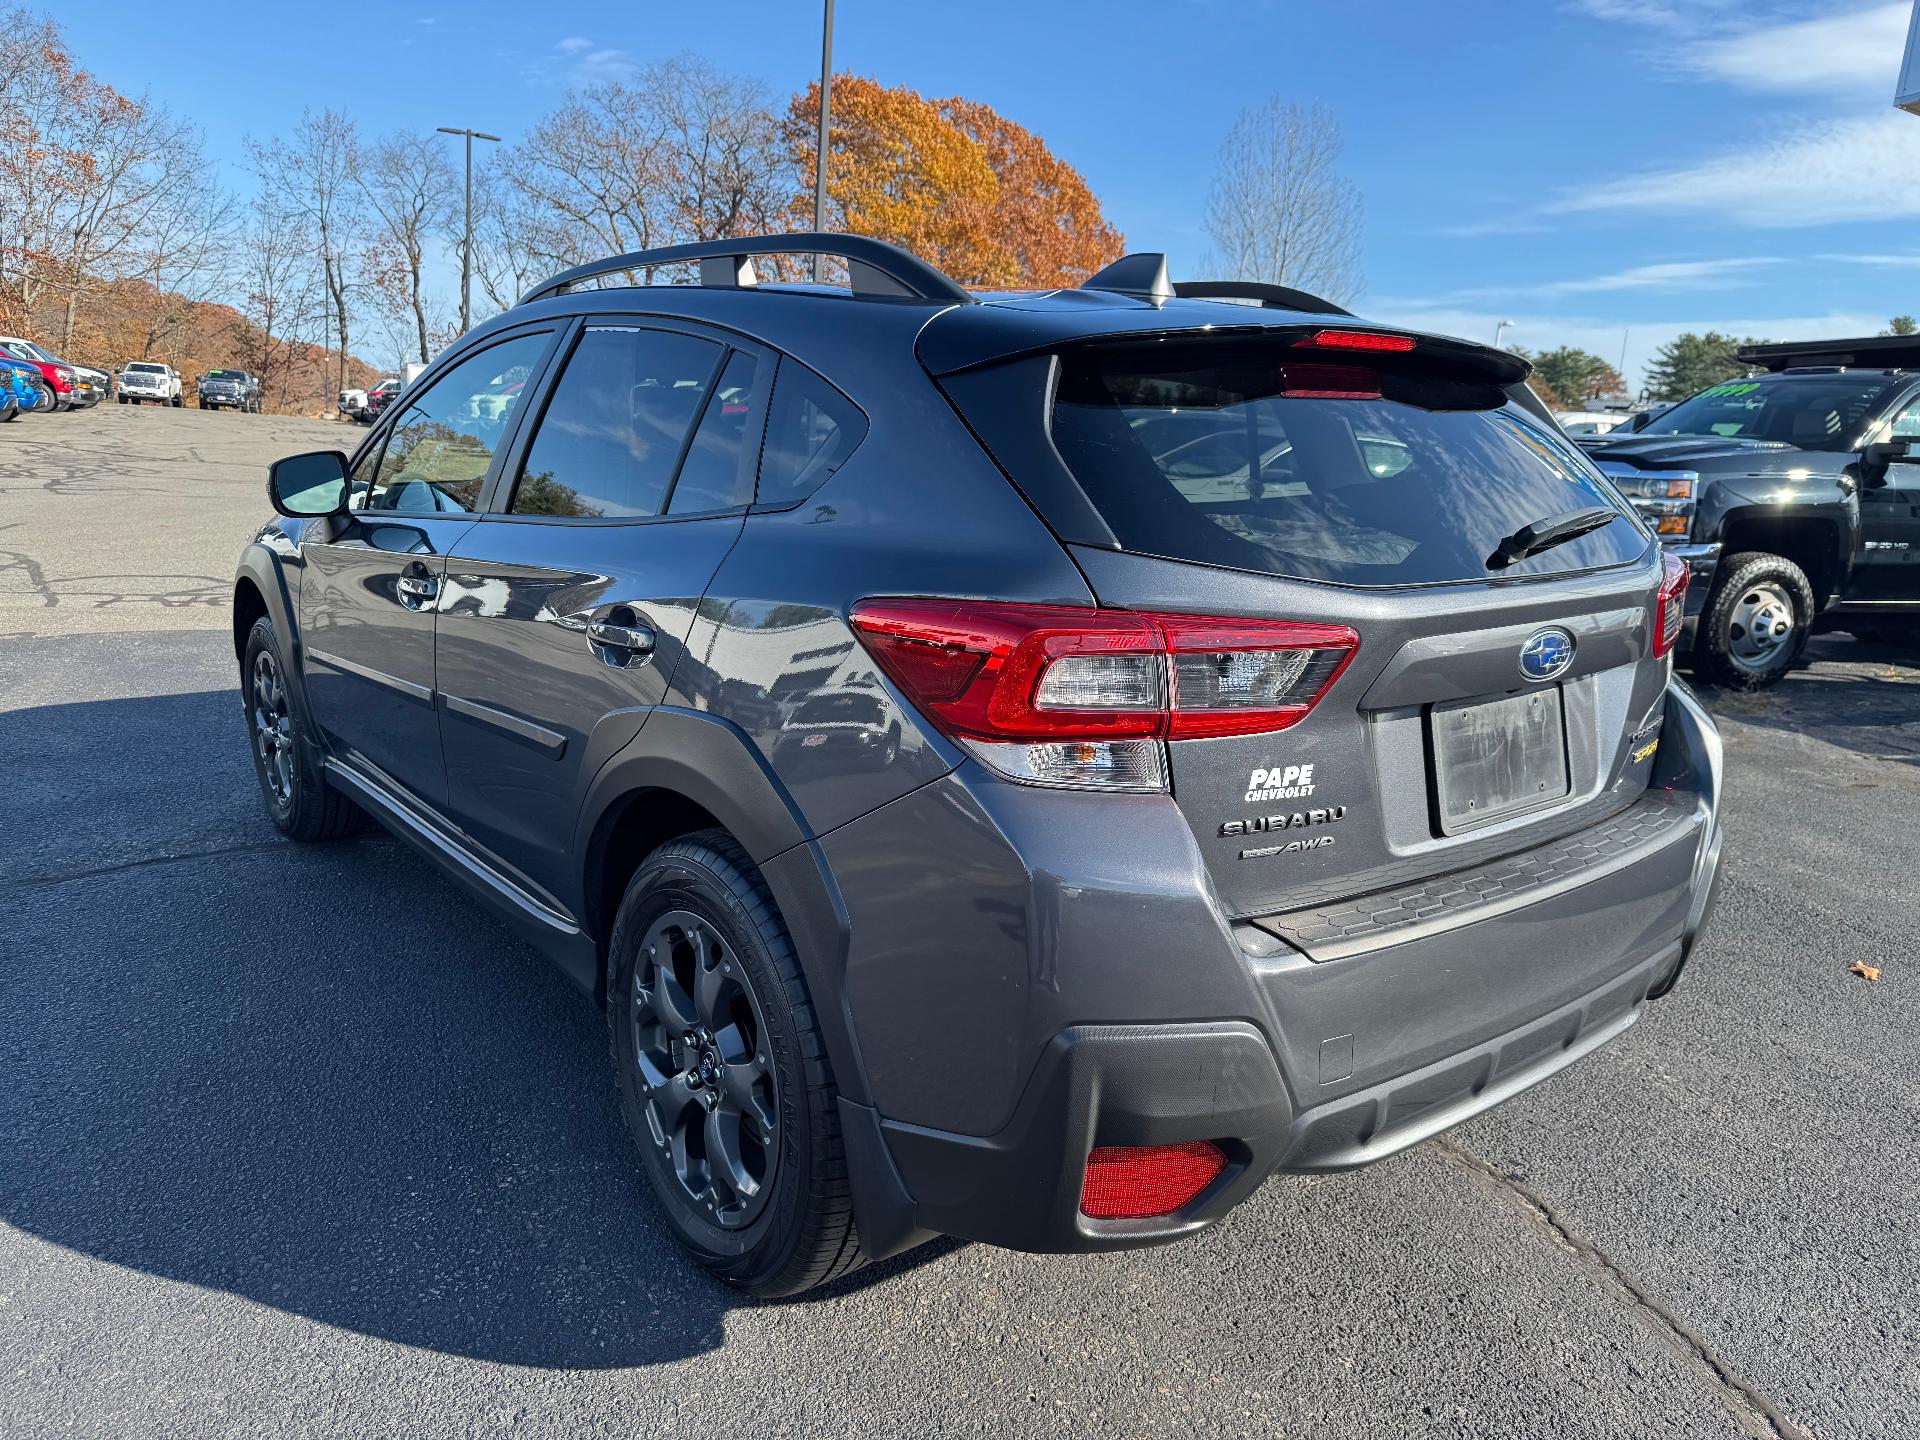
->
[785,77,1123,289]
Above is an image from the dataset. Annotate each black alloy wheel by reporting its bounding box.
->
[628,908,781,1230]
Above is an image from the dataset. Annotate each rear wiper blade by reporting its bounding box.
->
[1486,507,1619,570]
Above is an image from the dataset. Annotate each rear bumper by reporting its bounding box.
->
[841,682,1723,1257]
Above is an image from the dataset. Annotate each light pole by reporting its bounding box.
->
[813,0,835,282]
[437,125,501,335]
[1493,319,1514,350]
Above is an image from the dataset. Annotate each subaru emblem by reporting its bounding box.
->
[1519,628,1575,682]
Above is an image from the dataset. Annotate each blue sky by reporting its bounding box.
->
[73,0,1920,389]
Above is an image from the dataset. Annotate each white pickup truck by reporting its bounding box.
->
[120,361,183,406]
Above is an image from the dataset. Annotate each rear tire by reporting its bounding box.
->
[1693,551,1815,689]
[607,830,865,1298]
[241,615,362,841]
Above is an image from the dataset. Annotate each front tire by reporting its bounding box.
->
[608,831,865,1298]
[241,615,362,841]
[1693,551,1815,689]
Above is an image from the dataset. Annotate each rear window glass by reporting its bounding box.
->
[1049,339,1644,587]
[757,362,866,507]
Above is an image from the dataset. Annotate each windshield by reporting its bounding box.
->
[1049,337,1644,587]
[127,363,166,374]
[1639,375,1898,451]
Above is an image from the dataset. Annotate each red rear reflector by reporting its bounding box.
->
[1294,329,1417,353]
[1081,1141,1228,1219]
[1653,551,1688,659]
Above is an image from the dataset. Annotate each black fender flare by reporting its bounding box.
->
[233,538,322,736]
[571,705,872,1107]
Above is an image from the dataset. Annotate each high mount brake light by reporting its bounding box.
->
[1294,329,1417,354]
[1653,551,1688,660]
[849,599,1357,791]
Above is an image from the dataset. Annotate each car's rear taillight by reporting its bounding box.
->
[1653,551,1688,660]
[849,599,1356,791]
[1080,1141,1227,1219]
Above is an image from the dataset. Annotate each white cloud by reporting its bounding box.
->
[1680,2,1909,94]
[1373,303,1887,392]
[527,36,642,86]
[1413,258,1784,306]
[1551,111,1920,226]
[1818,251,1920,266]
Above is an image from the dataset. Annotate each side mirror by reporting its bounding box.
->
[1860,439,1918,488]
[267,450,352,517]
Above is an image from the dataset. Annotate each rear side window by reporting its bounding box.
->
[757,362,866,507]
[1049,339,1643,587]
[668,350,764,514]
[510,327,722,519]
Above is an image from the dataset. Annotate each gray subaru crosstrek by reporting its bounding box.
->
[234,235,1725,1296]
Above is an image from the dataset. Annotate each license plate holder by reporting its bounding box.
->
[1429,687,1571,835]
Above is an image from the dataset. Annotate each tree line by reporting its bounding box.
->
[1,5,1366,413]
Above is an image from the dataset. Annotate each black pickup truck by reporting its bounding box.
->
[1578,335,1920,687]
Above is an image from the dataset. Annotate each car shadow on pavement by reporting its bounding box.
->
[1688,634,1920,768]
[0,688,956,1370]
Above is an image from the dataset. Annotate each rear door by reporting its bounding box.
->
[999,331,1669,918]
[434,321,769,903]
[300,328,556,810]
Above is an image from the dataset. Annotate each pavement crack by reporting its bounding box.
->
[1434,1136,1812,1440]
[1,834,392,892]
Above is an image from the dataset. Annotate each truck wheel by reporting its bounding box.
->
[1694,551,1816,689]
[242,616,363,841]
[607,830,865,1298]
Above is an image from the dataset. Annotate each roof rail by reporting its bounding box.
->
[516,233,977,308]
[1170,280,1352,318]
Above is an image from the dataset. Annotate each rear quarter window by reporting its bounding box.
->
[1049,338,1645,586]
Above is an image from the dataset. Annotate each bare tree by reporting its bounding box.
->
[235,192,320,408]
[0,9,212,351]
[358,131,456,364]
[499,57,790,281]
[469,166,547,317]
[1202,100,1362,304]
[252,109,361,396]
[125,170,240,361]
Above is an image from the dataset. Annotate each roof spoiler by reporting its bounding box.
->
[1737,335,1920,372]
[516,233,978,308]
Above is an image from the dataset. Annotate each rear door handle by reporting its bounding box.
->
[397,572,439,608]
[587,617,657,667]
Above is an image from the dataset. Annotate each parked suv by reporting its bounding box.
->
[119,360,182,405]
[199,368,262,412]
[234,235,1724,1297]
[1580,334,1920,683]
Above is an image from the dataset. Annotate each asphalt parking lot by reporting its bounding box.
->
[2,404,1916,1439]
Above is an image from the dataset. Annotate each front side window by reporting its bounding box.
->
[509,327,722,519]
[369,333,548,513]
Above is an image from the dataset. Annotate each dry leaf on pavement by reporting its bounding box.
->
[1849,962,1882,983]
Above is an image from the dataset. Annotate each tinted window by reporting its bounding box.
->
[370,334,547,513]
[510,327,721,518]
[668,351,764,514]
[1049,338,1644,587]
[757,363,866,506]
[1639,375,1899,451]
